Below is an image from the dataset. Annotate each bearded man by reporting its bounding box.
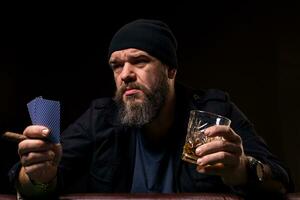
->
[12,19,292,199]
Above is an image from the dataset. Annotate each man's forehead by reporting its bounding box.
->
[109,48,151,61]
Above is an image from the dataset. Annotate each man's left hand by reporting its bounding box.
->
[195,125,248,186]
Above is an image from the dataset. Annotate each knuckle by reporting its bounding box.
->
[224,126,231,133]
[18,142,28,156]
[217,139,227,150]
[220,152,227,160]
[236,147,243,155]
[220,139,227,147]
[27,152,34,160]
[21,156,28,166]
[24,165,33,175]
[236,135,242,143]
[48,151,55,159]
[45,160,54,167]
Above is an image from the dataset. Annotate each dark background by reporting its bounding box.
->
[1,1,299,193]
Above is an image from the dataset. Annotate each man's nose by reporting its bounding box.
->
[121,63,136,83]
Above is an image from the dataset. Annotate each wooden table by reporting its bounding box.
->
[0,193,243,200]
[1,193,299,200]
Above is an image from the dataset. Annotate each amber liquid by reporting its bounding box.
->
[182,135,223,165]
[182,141,199,164]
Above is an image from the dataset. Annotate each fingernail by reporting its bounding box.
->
[42,129,49,136]
[204,129,210,135]
[195,148,201,155]
[197,158,202,165]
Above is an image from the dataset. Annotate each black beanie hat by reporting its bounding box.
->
[108,19,178,69]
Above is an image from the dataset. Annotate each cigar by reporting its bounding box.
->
[1,131,27,142]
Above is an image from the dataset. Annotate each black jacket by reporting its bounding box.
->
[57,83,291,197]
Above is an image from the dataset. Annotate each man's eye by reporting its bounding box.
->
[110,63,122,70]
[132,59,148,65]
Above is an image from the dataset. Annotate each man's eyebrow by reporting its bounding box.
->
[108,58,120,65]
[128,54,151,60]
[109,53,152,64]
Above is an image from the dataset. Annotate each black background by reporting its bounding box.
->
[1,1,299,193]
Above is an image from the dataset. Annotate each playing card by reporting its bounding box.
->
[27,99,37,124]
[27,96,60,143]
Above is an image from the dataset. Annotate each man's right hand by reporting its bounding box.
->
[18,125,62,185]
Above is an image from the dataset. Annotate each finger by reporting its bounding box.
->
[204,125,241,143]
[197,163,225,175]
[195,139,242,157]
[21,151,55,167]
[23,125,50,139]
[24,161,54,178]
[52,143,63,165]
[197,151,239,168]
[18,139,53,156]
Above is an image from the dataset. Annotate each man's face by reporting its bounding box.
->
[109,48,170,127]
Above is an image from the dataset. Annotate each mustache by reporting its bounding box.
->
[118,82,146,96]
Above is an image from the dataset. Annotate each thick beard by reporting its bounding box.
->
[113,70,169,127]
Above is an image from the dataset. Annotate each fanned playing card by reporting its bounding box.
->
[27,96,60,143]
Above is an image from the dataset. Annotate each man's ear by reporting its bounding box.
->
[168,68,177,79]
